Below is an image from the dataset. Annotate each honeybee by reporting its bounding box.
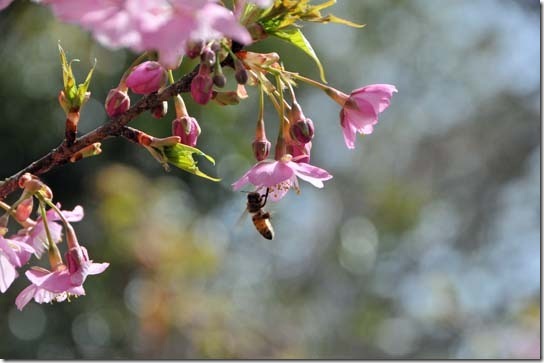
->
[246,188,274,240]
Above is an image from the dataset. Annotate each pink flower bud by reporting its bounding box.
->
[172,116,201,147]
[289,118,315,144]
[126,61,167,95]
[287,141,312,164]
[191,65,213,105]
[15,197,33,222]
[234,59,248,85]
[185,40,204,59]
[105,88,130,117]
[252,138,271,161]
[151,101,168,119]
[200,47,216,67]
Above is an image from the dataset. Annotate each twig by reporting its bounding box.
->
[0,67,199,201]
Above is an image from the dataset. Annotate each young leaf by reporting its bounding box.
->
[162,143,221,182]
[269,28,327,82]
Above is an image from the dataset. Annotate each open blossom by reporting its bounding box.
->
[330,84,397,149]
[0,236,35,293]
[15,249,109,311]
[232,154,332,201]
[19,205,84,258]
[39,0,252,69]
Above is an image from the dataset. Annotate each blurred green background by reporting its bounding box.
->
[0,0,540,359]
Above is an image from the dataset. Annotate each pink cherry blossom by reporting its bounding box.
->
[65,245,109,286]
[15,266,85,310]
[232,154,332,201]
[20,205,84,258]
[287,141,312,164]
[0,236,35,293]
[339,84,397,149]
[15,249,109,310]
[40,0,252,69]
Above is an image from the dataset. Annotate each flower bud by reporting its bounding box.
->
[287,141,312,163]
[69,142,102,162]
[213,73,226,88]
[15,197,33,223]
[200,47,216,68]
[252,138,271,161]
[288,101,314,143]
[191,65,213,105]
[289,118,314,144]
[172,116,201,147]
[66,245,90,285]
[234,59,248,85]
[151,101,168,119]
[105,88,130,117]
[185,40,204,59]
[126,61,167,94]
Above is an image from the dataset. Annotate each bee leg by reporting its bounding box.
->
[261,187,270,208]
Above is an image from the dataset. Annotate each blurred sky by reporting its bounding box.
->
[0,0,540,359]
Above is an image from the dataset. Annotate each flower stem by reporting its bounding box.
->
[273,74,288,160]
[38,200,62,269]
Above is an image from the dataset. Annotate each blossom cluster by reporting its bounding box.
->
[0,0,398,308]
[0,174,108,310]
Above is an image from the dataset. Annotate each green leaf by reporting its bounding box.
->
[162,143,221,182]
[269,27,327,82]
[58,44,95,112]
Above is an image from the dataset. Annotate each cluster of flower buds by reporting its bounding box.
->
[0,173,108,310]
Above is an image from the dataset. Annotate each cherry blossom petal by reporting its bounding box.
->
[247,160,294,187]
[340,109,358,149]
[15,285,37,310]
[0,253,18,293]
[87,262,110,275]
[289,161,333,188]
[350,84,397,114]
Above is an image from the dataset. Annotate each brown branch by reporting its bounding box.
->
[0,67,199,201]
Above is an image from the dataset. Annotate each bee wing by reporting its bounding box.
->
[235,208,250,228]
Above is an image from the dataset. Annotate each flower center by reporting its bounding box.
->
[280,154,293,163]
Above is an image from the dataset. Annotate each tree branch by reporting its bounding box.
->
[0,67,199,201]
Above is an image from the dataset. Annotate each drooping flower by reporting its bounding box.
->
[287,140,312,164]
[232,154,332,201]
[328,84,397,149]
[20,205,84,258]
[15,266,84,310]
[126,61,167,94]
[15,248,109,310]
[0,236,35,293]
[65,245,110,286]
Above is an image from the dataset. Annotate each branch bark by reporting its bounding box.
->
[0,67,199,201]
